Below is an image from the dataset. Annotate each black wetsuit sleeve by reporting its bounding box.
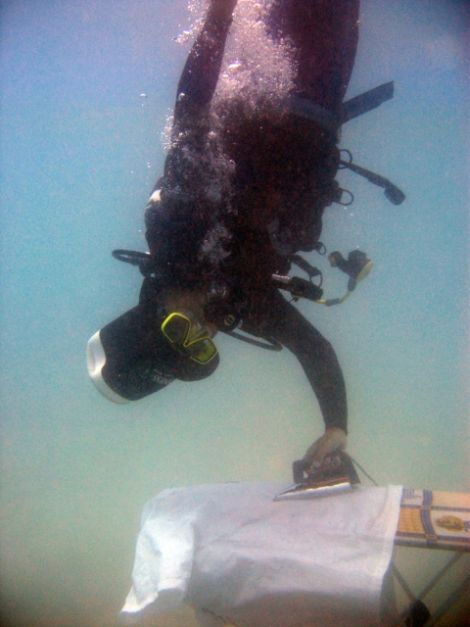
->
[241,290,348,433]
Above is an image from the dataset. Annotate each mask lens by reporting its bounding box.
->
[161,312,191,345]
[187,337,218,364]
[161,312,218,364]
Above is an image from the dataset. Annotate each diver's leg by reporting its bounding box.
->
[268,0,360,112]
[173,0,237,124]
[241,290,347,433]
[261,0,359,254]
[146,1,237,247]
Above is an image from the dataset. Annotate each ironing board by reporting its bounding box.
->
[396,489,470,551]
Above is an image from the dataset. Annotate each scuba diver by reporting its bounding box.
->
[87,0,404,470]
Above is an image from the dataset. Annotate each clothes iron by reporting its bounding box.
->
[274,451,360,501]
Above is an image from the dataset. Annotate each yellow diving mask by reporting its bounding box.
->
[161,311,218,365]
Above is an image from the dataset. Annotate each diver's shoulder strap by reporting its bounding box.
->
[285,81,395,133]
[341,81,394,123]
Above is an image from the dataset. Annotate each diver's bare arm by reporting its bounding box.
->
[303,428,347,469]
[173,0,237,123]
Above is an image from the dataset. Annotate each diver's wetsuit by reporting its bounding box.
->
[145,1,360,433]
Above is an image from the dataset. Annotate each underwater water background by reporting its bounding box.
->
[0,0,468,625]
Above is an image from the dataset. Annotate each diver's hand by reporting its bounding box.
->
[209,0,238,21]
[303,427,347,470]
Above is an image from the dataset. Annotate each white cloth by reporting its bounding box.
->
[122,482,402,626]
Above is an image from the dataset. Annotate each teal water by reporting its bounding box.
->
[1,1,468,625]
